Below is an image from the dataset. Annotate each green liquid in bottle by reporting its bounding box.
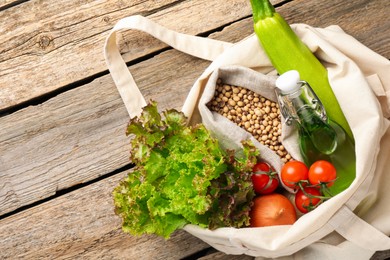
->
[298,109,356,195]
[276,71,356,195]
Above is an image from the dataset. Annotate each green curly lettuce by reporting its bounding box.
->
[113,101,258,238]
[207,141,258,229]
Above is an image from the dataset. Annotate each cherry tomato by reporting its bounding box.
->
[250,193,297,227]
[251,162,279,195]
[308,160,337,188]
[280,161,309,189]
[295,187,322,213]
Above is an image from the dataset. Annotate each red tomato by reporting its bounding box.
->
[280,161,309,189]
[295,187,322,213]
[251,162,279,195]
[250,193,297,227]
[308,160,337,188]
[253,161,272,173]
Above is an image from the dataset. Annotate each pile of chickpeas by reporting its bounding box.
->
[208,79,292,162]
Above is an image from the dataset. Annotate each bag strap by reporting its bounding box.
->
[329,205,390,251]
[105,15,390,253]
[103,15,233,118]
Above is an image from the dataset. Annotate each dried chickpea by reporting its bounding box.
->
[207,79,293,162]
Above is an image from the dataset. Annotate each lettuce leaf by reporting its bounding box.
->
[113,101,258,238]
[207,141,258,229]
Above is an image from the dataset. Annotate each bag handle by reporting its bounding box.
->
[329,205,390,251]
[103,15,233,118]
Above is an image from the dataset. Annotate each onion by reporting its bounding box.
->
[250,193,297,227]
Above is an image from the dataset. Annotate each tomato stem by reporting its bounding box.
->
[300,187,330,201]
[319,183,334,197]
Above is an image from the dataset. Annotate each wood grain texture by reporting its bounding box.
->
[0,0,389,258]
[1,0,389,217]
[0,4,253,216]
[0,42,216,216]
[0,0,257,111]
[0,170,212,259]
[0,0,19,10]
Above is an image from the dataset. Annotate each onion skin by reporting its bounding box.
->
[250,193,297,227]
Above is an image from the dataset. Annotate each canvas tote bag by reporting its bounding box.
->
[104,15,390,259]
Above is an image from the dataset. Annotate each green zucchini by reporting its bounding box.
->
[249,0,353,139]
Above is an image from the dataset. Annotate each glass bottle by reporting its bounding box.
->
[275,70,356,195]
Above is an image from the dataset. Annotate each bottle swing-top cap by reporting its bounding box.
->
[275,70,301,93]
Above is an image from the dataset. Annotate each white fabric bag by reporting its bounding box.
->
[104,15,390,259]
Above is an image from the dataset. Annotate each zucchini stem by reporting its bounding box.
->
[250,0,275,21]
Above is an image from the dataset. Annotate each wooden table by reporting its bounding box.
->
[1,0,389,259]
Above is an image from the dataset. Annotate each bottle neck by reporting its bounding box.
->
[276,82,337,155]
[276,81,327,125]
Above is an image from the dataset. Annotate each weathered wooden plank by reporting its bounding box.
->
[0,0,258,112]
[0,170,211,259]
[0,0,19,10]
[1,0,389,217]
[372,250,390,260]
[0,50,211,216]
[0,1,256,216]
[1,0,389,259]
[0,0,174,110]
